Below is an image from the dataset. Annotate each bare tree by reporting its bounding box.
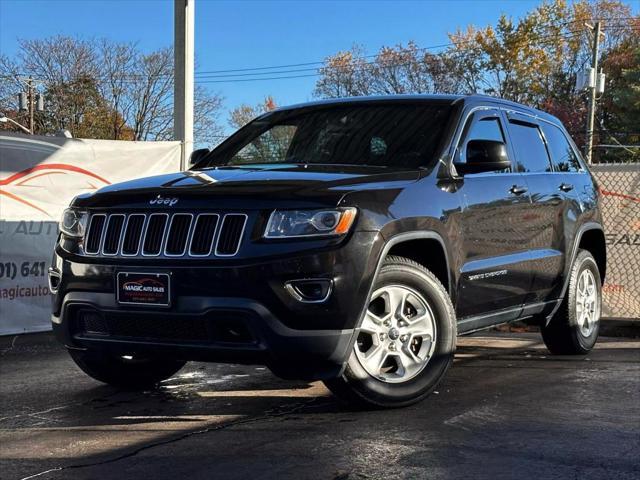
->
[97,39,137,140]
[0,35,224,144]
[98,42,224,144]
[314,46,373,98]
[126,47,174,141]
[0,53,24,118]
[314,42,466,98]
[194,84,224,146]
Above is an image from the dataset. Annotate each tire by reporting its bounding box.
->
[540,249,601,355]
[324,255,456,409]
[69,350,186,389]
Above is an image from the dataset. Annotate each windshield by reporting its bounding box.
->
[204,103,453,170]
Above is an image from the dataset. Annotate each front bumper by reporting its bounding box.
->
[51,231,383,380]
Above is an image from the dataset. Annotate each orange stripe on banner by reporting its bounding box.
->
[0,190,51,216]
[600,189,640,203]
[0,164,111,186]
[15,171,67,186]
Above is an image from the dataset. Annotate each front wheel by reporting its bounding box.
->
[69,350,186,389]
[540,249,601,355]
[324,256,456,409]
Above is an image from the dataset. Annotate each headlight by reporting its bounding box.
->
[60,208,88,238]
[264,207,357,238]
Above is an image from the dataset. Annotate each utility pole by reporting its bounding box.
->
[584,21,602,164]
[15,77,44,135]
[28,76,35,135]
[174,0,195,170]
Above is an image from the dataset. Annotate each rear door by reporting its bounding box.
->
[504,114,574,306]
[455,109,533,323]
[537,121,586,299]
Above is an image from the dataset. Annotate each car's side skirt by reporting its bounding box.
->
[457,299,561,335]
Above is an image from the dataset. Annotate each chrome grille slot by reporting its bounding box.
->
[189,214,219,256]
[122,214,145,255]
[102,214,125,255]
[85,214,106,254]
[165,214,193,256]
[216,214,248,256]
[81,211,246,258]
[142,214,169,256]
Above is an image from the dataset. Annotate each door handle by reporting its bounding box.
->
[509,185,528,196]
[559,183,574,192]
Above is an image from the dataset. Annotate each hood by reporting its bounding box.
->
[73,164,421,210]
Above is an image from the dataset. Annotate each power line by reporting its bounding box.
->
[195,27,599,84]
[0,31,592,86]
[191,16,636,76]
[197,73,321,84]
[1,20,634,85]
[194,34,585,80]
[194,32,589,84]
[194,42,457,76]
[193,24,632,81]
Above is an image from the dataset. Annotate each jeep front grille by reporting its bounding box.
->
[216,214,247,256]
[142,214,169,256]
[83,212,247,258]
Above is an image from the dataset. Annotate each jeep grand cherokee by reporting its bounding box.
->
[50,95,606,408]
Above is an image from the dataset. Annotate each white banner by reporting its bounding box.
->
[0,133,181,335]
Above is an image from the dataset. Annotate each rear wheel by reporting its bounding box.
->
[324,256,456,409]
[540,249,601,355]
[69,350,186,389]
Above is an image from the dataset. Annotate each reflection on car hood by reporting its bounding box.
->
[74,164,422,209]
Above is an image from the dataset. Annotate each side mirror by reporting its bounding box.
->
[189,148,210,168]
[454,140,511,175]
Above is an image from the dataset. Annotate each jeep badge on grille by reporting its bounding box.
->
[150,195,178,206]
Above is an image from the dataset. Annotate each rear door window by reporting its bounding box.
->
[508,121,553,173]
[540,123,582,172]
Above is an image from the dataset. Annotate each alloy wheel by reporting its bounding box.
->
[354,284,437,383]
[576,268,599,337]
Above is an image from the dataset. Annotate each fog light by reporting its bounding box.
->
[284,279,333,303]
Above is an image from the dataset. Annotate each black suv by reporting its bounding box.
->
[51,95,606,408]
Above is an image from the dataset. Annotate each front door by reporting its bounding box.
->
[455,109,533,323]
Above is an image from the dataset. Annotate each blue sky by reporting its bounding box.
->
[1,0,636,129]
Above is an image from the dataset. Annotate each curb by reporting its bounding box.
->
[599,319,640,339]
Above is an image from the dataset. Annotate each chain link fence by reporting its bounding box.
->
[591,162,640,319]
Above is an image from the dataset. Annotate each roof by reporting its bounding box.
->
[273,93,560,126]
[275,94,464,112]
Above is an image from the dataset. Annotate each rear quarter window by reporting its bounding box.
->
[540,123,582,172]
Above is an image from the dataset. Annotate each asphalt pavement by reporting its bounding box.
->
[1,332,638,480]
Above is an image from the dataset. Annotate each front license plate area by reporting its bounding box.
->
[117,272,171,307]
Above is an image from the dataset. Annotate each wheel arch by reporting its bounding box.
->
[577,227,606,284]
[361,231,453,322]
[545,222,606,324]
[342,230,454,374]
[386,235,452,296]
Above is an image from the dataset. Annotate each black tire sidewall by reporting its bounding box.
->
[342,259,455,406]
